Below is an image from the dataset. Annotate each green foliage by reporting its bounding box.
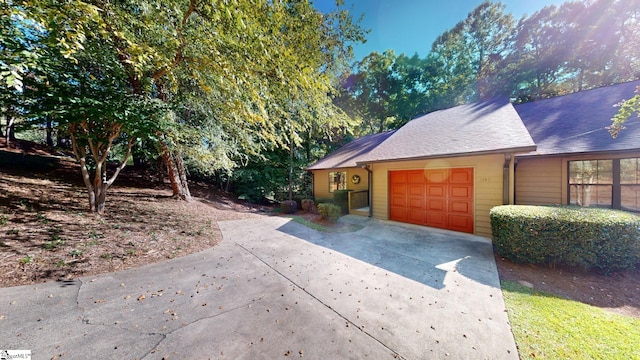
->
[610,92,640,138]
[318,203,341,223]
[490,205,640,273]
[335,0,640,131]
[502,280,640,359]
[3,0,364,208]
[19,255,34,265]
[332,190,351,214]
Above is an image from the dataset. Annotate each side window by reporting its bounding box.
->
[568,160,612,208]
[621,158,640,212]
[329,171,346,193]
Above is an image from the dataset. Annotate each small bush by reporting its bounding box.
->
[490,205,640,273]
[333,190,351,214]
[301,199,315,212]
[318,203,341,223]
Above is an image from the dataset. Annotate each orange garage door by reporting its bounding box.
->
[389,168,474,233]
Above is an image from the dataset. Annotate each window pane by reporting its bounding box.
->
[621,158,639,185]
[569,184,612,208]
[329,171,346,193]
[597,160,612,184]
[593,185,612,208]
[621,185,640,212]
[569,161,583,184]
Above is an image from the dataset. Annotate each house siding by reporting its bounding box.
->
[515,157,563,205]
[368,154,506,238]
[515,151,640,207]
[311,167,370,202]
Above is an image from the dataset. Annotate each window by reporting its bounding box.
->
[568,158,640,212]
[329,171,346,193]
[621,158,640,212]
[569,160,612,208]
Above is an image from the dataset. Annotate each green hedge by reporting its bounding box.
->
[490,205,640,273]
[318,203,341,223]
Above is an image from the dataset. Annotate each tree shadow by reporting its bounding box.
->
[276,217,501,291]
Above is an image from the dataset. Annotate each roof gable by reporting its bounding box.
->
[306,131,395,170]
[358,100,536,163]
[514,80,640,156]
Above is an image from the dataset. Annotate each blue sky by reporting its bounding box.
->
[314,0,565,60]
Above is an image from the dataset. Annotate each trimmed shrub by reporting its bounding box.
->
[301,199,315,212]
[490,205,640,273]
[280,200,297,214]
[318,203,341,223]
[333,190,351,214]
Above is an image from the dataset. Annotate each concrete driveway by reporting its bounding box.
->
[0,215,517,359]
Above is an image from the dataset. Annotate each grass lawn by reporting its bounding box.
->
[501,280,640,359]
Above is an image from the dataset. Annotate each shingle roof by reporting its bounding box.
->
[514,80,640,157]
[357,100,536,163]
[306,131,396,170]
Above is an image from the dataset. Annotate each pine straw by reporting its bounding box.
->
[0,162,265,287]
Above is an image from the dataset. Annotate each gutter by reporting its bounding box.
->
[355,145,537,166]
[362,164,373,217]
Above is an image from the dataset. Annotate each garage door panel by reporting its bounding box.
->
[389,168,474,234]
[448,215,473,233]
[409,197,424,208]
[391,196,407,208]
[450,168,473,184]
[390,207,407,222]
[408,171,425,184]
[408,210,426,224]
[426,169,447,183]
[409,184,424,196]
[427,198,445,211]
[426,212,446,228]
[450,200,471,214]
[427,185,445,197]
[450,185,472,198]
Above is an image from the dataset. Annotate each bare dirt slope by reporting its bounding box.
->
[0,138,638,319]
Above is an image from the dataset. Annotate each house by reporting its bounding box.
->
[307,80,640,237]
[514,80,640,212]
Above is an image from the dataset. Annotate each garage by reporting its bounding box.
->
[389,168,474,233]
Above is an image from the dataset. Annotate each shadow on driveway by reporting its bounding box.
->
[275,215,500,290]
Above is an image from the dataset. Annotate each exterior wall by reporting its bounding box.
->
[311,167,369,201]
[515,157,563,205]
[515,151,640,207]
[369,154,506,238]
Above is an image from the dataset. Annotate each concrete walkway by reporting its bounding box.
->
[0,215,518,359]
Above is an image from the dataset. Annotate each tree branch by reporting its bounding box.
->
[152,0,196,81]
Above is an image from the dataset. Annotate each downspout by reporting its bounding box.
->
[513,158,518,204]
[310,171,315,199]
[362,164,373,217]
[503,154,512,205]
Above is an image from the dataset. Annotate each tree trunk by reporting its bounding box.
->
[159,140,191,201]
[70,126,134,214]
[5,115,14,146]
[46,118,54,147]
[175,152,191,200]
[288,139,294,201]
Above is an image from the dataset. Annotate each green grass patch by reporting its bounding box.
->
[286,215,363,233]
[501,280,640,359]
